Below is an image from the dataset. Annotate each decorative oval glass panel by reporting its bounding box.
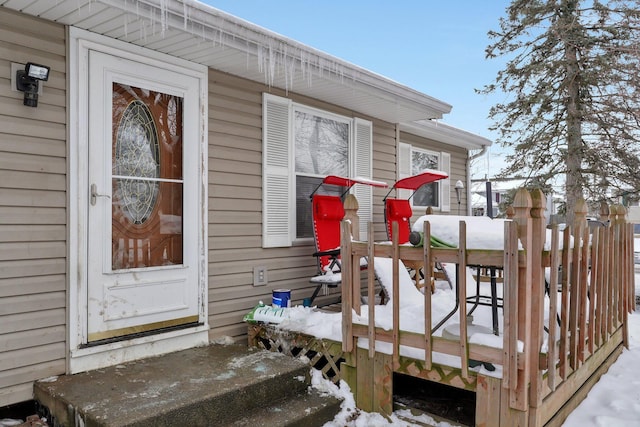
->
[114,100,160,224]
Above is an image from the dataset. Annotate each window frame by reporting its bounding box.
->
[398,141,450,213]
[409,146,441,209]
[293,105,353,241]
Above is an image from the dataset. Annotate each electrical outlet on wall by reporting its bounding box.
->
[253,266,268,286]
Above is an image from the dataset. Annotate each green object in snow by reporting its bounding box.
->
[408,231,456,248]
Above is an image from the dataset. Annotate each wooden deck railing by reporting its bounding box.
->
[340,188,634,416]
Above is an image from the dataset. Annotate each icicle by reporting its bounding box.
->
[183,0,188,30]
[268,43,276,87]
[160,0,167,34]
[284,47,295,93]
[90,0,364,95]
[257,44,264,79]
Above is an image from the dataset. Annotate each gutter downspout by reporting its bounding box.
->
[469,145,488,161]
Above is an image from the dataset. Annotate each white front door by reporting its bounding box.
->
[86,50,201,342]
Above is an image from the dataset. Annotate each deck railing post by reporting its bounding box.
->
[422,220,433,369]
[503,220,519,394]
[343,194,360,241]
[528,189,547,409]
[510,188,533,411]
[341,220,354,353]
[604,205,614,339]
[392,221,401,369]
[623,217,632,348]
[612,204,631,347]
[610,205,622,329]
[576,200,590,366]
[458,221,469,380]
[547,222,560,391]
[367,221,376,358]
[568,199,587,368]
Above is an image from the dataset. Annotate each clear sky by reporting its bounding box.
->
[202,0,513,176]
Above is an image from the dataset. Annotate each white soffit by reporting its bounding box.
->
[400,120,492,150]
[1,0,453,124]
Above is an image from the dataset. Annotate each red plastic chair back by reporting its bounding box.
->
[385,198,413,244]
[312,194,345,271]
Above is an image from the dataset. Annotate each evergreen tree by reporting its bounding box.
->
[481,0,640,223]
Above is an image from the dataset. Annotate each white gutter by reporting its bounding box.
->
[469,145,488,160]
[399,120,492,150]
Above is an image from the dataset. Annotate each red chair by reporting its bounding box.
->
[311,194,345,274]
[384,170,450,291]
[308,175,388,305]
[384,169,448,243]
[384,198,413,244]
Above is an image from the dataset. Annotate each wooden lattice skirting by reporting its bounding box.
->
[248,324,346,384]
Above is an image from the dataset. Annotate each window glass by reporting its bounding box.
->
[114,99,160,225]
[295,175,344,239]
[411,148,440,207]
[294,110,349,238]
[295,111,348,175]
[111,83,184,270]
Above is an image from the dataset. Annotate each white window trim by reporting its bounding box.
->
[263,93,373,247]
[398,142,451,212]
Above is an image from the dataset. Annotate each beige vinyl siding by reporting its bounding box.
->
[206,69,467,341]
[207,69,392,339]
[0,8,66,407]
[371,121,397,241]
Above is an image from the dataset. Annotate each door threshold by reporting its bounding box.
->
[69,324,209,374]
[82,321,202,348]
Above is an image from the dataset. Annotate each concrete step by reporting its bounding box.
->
[34,344,341,427]
[230,388,341,427]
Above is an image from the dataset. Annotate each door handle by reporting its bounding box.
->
[90,183,111,206]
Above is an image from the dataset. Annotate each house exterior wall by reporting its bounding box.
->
[0,5,471,406]
[206,69,470,340]
[207,69,374,337]
[0,8,67,407]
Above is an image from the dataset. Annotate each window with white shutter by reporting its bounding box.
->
[262,93,373,247]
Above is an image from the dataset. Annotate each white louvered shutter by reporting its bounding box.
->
[440,151,451,213]
[262,93,292,247]
[353,118,373,241]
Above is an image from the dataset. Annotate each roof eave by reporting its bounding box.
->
[400,120,493,150]
[2,0,455,123]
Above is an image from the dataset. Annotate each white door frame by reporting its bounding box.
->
[68,27,209,374]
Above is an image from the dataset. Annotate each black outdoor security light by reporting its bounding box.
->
[455,180,464,215]
[16,62,50,107]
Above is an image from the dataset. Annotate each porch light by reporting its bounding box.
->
[455,180,464,215]
[16,62,50,107]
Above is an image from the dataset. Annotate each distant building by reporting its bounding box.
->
[470,179,525,217]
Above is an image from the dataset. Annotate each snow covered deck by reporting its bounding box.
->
[338,189,634,426]
[248,189,635,426]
